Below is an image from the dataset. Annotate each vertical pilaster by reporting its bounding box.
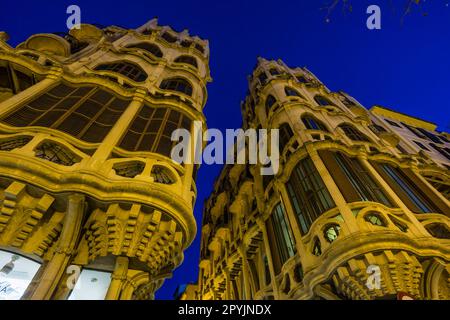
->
[105,256,129,300]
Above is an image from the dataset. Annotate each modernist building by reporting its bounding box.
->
[0,19,211,299]
[194,58,450,300]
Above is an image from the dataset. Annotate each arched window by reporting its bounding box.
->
[314,95,334,106]
[265,95,276,114]
[301,115,329,132]
[174,55,198,68]
[95,61,148,82]
[286,157,336,235]
[339,124,370,142]
[284,87,303,98]
[159,77,193,96]
[1,83,130,143]
[126,42,163,58]
[296,75,308,84]
[279,123,294,152]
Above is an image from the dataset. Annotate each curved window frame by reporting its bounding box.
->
[284,86,303,98]
[126,42,163,58]
[174,55,198,69]
[301,115,329,132]
[159,77,193,96]
[314,95,334,107]
[95,61,148,82]
[338,124,370,142]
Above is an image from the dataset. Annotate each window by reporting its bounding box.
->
[301,115,329,132]
[159,77,193,96]
[413,141,430,151]
[312,238,322,256]
[439,135,450,143]
[0,62,39,96]
[270,203,296,265]
[365,213,386,227]
[286,157,336,234]
[380,163,438,213]
[401,122,427,139]
[95,61,148,82]
[385,119,401,128]
[174,55,198,68]
[265,95,276,113]
[126,42,163,58]
[314,95,334,106]
[161,32,177,43]
[339,124,370,142]
[279,123,294,152]
[284,87,303,98]
[415,127,443,144]
[426,223,450,239]
[430,144,450,161]
[333,153,392,206]
[396,144,408,154]
[269,68,280,76]
[194,43,205,54]
[296,75,308,84]
[68,269,112,300]
[324,224,340,243]
[1,83,130,143]
[0,250,41,300]
[369,124,387,134]
[257,72,268,85]
[119,104,191,158]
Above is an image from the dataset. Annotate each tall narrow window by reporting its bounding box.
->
[1,83,130,143]
[334,153,392,206]
[95,61,148,82]
[380,163,438,213]
[301,115,329,132]
[279,123,294,152]
[265,95,276,114]
[286,157,336,234]
[270,203,296,265]
[339,124,370,142]
[159,77,193,96]
[430,144,450,161]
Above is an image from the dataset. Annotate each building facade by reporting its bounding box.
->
[0,19,210,300]
[194,58,450,300]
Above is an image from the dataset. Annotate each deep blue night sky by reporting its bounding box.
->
[1,0,449,299]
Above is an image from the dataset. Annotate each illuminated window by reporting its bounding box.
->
[0,250,41,300]
[324,224,340,243]
[68,269,112,300]
[1,83,130,143]
[365,213,386,227]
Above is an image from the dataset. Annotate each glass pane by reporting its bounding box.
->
[0,250,41,300]
[68,269,111,300]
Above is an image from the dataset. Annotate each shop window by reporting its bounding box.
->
[68,269,112,300]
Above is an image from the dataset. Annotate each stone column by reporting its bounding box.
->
[105,256,129,300]
[238,246,252,300]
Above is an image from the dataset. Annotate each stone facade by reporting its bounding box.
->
[194,58,450,300]
[0,19,210,300]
